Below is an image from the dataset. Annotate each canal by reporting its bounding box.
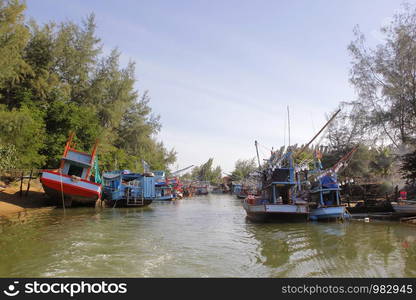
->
[0,194,415,277]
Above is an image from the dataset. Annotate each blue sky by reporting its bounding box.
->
[25,0,414,173]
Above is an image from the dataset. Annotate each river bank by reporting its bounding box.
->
[0,180,54,218]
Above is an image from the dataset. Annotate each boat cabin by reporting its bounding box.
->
[59,132,97,181]
[310,174,341,207]
[264,154,296,204]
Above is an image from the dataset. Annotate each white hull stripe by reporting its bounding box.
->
[42,172,101,194]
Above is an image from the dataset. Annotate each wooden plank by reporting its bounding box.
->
[19,171,24,198]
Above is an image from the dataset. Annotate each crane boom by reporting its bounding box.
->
[171,165,195,176]
[295,108,341,158]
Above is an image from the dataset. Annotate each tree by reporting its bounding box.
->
[325,103,371,152]
[231,158,257,181]
[400,150,416,184]
[191,158,222,184]
[348,3,416,146]
[0,3,177,172]
[0,105,45,167]
[0,0,31,89]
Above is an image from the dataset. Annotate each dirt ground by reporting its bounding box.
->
[0,179,54,218]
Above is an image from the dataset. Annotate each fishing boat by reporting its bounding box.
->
[309,174,346,221]
[243,150,309,222]
[243,109,342,222]
[306,147,357,221]
[154,171,176,201]
[193,181,210,195]
[232,183,243,196]
[40,133,102,207]
[102,170,155,207]
[166,177,184,199]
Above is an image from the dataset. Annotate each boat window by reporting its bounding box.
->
[68,165,84,177]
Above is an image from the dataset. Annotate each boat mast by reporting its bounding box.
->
[255,140,261,168]
[287,106,291,147]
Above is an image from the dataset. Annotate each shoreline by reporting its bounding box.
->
[0,180,54,218]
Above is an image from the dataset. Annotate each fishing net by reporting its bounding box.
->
[93,156,102,184]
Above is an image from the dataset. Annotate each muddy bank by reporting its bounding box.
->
[0,180,55,218]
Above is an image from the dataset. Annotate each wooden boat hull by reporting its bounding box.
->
[392,202,416,216]
[40,170,101,207]
[195,191,208,195]
[243,201,309,222]
[309,206,347,221]
[154,195,176,201]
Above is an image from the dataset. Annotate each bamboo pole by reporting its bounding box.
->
[25,169,33,197]
[19,171,24,198]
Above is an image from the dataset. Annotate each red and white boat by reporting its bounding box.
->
[40,133,102,207]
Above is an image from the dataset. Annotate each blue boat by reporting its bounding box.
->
[306,147,358,221]
[153,171,176,201]
[309,173,347,221]
[102,170,155,207]
[232,184,242,195]
[243,150,309,222]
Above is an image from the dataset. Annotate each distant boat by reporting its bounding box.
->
[392,200,416,216]
[192,181,210,195]
[102,170,155,207]
[232,184,242,196]
[153,171,176,201]
[40,133,102,207]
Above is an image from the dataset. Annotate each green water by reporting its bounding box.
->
[0,194,415,277]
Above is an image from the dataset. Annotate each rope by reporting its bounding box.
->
[59,168,66,214]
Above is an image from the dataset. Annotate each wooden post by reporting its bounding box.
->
[19,171,24,197]
[25,169,33,197]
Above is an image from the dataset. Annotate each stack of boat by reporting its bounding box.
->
[242,109,353,222]
[40,133,187,208]
[242,148,348,222]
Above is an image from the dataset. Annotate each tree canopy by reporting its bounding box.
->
[230,158,257,182]
[185,158,222,185]
[348,3,416,147]
[0,0,176,171]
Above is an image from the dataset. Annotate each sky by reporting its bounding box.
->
[25,0,416,173]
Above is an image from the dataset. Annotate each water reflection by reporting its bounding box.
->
[0,195,415,277]
[245,220,415,277]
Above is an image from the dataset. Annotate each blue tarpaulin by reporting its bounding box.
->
[320,175,338,189]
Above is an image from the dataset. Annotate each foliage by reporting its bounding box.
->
[0,105,45,167]
[320,144,395,183]
[230,158,257,181]
[190,158,222,184]
[0,143,17,169]
[0,1,176,171]
[0,0,31,89]
[400,150,416,184]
